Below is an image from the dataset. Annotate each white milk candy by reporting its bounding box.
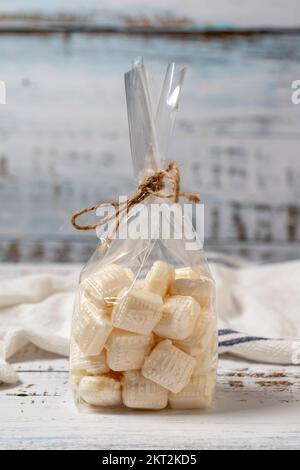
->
[72,375,81,388]
[175,267,199,279]
[106,329,154,371]
[83,264,134,306]
[175,266,210,280]
[144,261,175,296]
[154,295,200,340]
[169,372,216,409]
[193,333,218,375]
[132,279,144,290]
[142,339,196,393]
[123,371,168,410]
[79,375,122,407]
[174,309,215,356]
[112,287,163,335]
[73,298,112,356]
[171,277,214,309]
[70,340,109,376]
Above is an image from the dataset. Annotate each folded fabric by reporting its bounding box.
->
[211,259,300,366]
[0,260,299,384]
[218,329,300,365]
[0,272,78,383]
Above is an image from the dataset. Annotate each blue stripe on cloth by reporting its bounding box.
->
[219,336,268,347]
[218,329,238,336]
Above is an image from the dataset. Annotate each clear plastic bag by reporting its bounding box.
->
[70,59,218,411]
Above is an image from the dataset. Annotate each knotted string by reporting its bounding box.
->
[71,161,200,252]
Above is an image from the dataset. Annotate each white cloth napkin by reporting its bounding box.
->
[0,271,78,384]
[0,260,299,384]
[212,260,300,366]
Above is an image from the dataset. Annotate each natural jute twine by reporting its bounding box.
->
[71,161,200,253]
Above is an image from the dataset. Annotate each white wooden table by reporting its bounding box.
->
[1,344,300,450]
[0,263,300,450]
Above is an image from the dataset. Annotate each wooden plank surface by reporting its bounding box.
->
[0,33,300,262]
[1,344,300,450]
[0,264,299,449]
[0,1,300,32]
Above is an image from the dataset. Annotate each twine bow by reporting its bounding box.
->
[71,161,200,252]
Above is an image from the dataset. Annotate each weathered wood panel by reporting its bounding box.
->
[0,1,300,32]
[0,2,300,262]
[1,344,300,450]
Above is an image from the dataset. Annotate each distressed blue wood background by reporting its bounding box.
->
[0,1,300,263]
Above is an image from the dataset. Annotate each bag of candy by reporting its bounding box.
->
[70,58,218,411]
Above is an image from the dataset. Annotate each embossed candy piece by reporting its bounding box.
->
[72,375,81,388]
[123,371,168,410]
[112,287,163,335]
[144,261,175,297]
[175,266,210,280]
[106,329,154,371]
[132,279,144,290]
[169,371,216,409]
[82,264,134,306]
[79,375,122,407]
[70,340,109,376]
[73,298,112,356]
[175,267,199,280]
[193,331,218,375]
[171,277,215,309]
[154,295,200,340]
[142,339,196,393]
[174,309,215,356]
